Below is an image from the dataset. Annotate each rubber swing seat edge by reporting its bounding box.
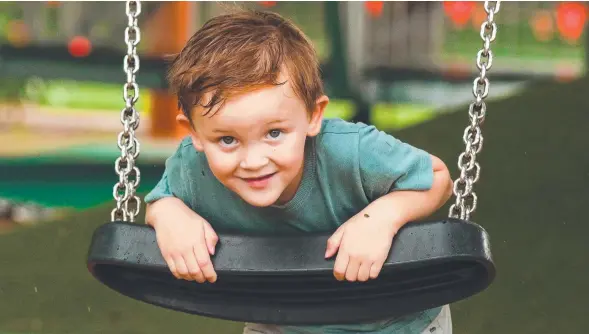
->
[86,218,495,325]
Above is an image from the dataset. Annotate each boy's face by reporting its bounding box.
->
[178,76,328,207]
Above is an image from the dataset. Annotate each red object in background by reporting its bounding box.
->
[556,2,587,44]
[443,1,475,28]
[68,36,92,58]
[471,4,487,29]
[259,1,276,8]
[365,1,384,18]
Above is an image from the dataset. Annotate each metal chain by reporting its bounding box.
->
[449,1,500,221]
[111,0,142,222]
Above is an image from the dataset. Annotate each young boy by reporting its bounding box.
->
[145,9,454,334]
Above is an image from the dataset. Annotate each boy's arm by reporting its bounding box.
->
[144,167,175,209]
[359,154,452,234]
[143,146,219,283]
[144,167,176,227]
[146,195,219,283]
[146,197,181,228]
[357,125,452,220]
[144,144,191,226]
[326,125,453,282]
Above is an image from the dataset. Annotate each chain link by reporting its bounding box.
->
[112,0,142,222]
[449,1,500,221]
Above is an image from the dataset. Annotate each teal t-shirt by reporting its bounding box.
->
[145,118,442,333]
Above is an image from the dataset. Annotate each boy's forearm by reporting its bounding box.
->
[361,157,453,236]
[145,196,186,228]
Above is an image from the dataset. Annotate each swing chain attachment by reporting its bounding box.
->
[449,1,500,221]
[112,0,142,223]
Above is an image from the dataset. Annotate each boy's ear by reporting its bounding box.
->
[176,114,204,151]
[307,95,329,137]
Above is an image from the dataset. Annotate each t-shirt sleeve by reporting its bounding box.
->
[358,124,433,201]
[144,142,186,204]
[144,165,174,204]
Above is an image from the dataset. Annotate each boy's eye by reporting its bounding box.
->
[268,129,282,139]
[220,136,236,145]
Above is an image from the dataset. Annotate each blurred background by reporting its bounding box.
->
[0,1,587,334]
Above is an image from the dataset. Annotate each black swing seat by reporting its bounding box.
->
[87,218,495,325]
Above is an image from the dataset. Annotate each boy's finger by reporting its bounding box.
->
[165,256,180,279]
[173,255,192,281]
[183,253,205,283]
[369,261,384,279]
[325,227,345,258]
[203,222,219,255]
[357,261,372,282]
[345,258,360,282]
[194,244,217,283]
[333,252,349,281]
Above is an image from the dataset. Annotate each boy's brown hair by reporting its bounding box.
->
[167,9,324,121]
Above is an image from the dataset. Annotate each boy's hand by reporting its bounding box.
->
[148,198,219,283]
[324,212,398,282]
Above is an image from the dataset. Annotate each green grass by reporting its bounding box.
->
[1,75,588,333]
[372,103,437,130]
[22,79,152,112]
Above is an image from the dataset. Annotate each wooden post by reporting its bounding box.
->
[145,1,192,139]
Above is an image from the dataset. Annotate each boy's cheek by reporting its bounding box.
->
[273,141,305,170]
[204,150,237,179]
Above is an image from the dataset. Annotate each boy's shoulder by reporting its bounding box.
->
[313,119,378,178]
[174,136,198,158]
[319,118,370,135]
[178,136,194,149]
[319,118,388,142]
[316,118,383,153]
[163,136,201,174]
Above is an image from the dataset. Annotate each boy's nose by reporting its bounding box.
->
[240,149,270,170]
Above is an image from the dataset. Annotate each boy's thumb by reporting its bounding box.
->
[325,227,344,258]
[203,221,219,255]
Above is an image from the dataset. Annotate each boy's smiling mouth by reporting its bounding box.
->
[240,173,277,188]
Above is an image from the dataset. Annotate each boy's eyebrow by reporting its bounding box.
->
[266,118,289,125]
[208,118,290,134]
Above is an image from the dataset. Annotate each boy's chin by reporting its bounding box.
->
[238,190,283,208]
